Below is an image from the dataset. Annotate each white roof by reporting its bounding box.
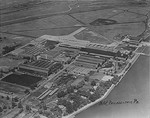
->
[101,75,113,81]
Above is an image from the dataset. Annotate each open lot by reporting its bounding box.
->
[0,82,26,97]
[127,6,150,15]
[91,22,145,40]
[74,28,113,44]
[7,27,80,37]
[72,9,123,24]
[143,46,150,55]
[89,72,105,81]
[1,15,81,33]
[1,73,43,88]
[0,33,32,55]
[0,1,69,22]
[0,1,149,42]
[110,11,147,23]
[0,57,24,70]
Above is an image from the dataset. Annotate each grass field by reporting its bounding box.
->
[110,12,146,23]
[1,14,81,33]
[72,9,123,24]
[127,6,150,15]
[89,72,105,81]
[0,33,32,55]
[0,57,24,70]
[0,82,26,97]
[143,46,150,55]
[90,22,145,40]
[74,28,113,44]
[9,27,80,37]
[0,1,69,22]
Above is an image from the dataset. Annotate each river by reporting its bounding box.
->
[76,55,150,118]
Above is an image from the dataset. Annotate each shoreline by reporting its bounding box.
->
[62,85,115,118]
[62,54,140,118]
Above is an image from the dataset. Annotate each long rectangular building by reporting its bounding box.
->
[78,54,106,64]
[18,59,63,77]
[80,47,128,59]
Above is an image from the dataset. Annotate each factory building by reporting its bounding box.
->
[18,58,63,77]
[73,54,106,69]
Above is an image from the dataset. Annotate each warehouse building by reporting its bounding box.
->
[73,54,107,69]
[18,58,63,77]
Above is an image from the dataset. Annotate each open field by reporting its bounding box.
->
[89,72,105,81]
[7,27,80,37]
[110,12,147,23]
[0,57,24,70]
[0,4,147,40]
[0,82,26,97]
[0,0,57,14]
[74,28,113,44]
[72,9,123,24]
[143,46,150,55]
[90,22,145,40]
[0,33,32,55]
[1,15,81,32]
[127,6,150,15]
[0,1,69,22]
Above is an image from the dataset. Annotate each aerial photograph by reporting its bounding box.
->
[0,0,150,118]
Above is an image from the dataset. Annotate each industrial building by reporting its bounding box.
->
[13,44,46,59]
[80,47,128,59]
[73,54,106,69]
[18,58,63,77]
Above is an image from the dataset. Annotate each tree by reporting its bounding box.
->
[89,93,99,102]
[6,96,10,100]
[77,90,91,98]
[43,104,47,111]
[66,86,74,94]
[0,107,3,112]
[76,80,85,88]
[57,91,66,98]
[13,97,19,102]
[72,100,80,111]
[18,102,23,108]
[12,102,17,108]
[50,106,62,117]
[57,99,67,105]
[34,116,41,118]
[65,101,74,114]
[24,89,30,94]
[91,80,96,86]
[1,96,4,99]
[25,105,31,112]
[95,86,106,97]
[116,51,121,57]
[103,80,112,89]
[68,93,81,102]
[58,98,73,114]
[3,105,7,109]
[99,81,105,88]
[84,76,89,82]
